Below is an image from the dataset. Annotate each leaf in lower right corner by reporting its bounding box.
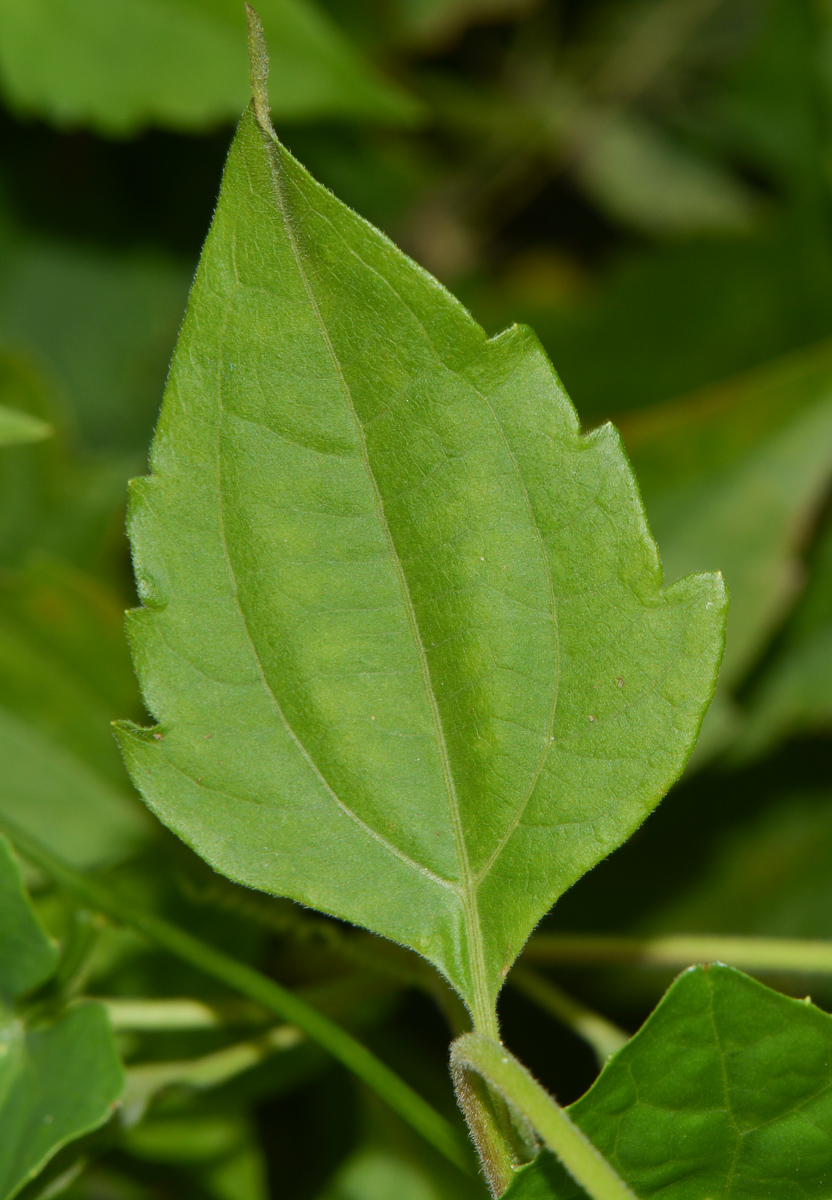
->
[504,964,832,1200]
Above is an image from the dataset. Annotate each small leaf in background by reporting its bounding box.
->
[619,338,832,762]
[504,965,832,1200]
[0,835,123,1200]
[571,110,758,237]
[117,89,726,1023]
[0,0,419,134]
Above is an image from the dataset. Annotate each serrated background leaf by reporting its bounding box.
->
[117,105,726,1021]
[505,966,832,1200]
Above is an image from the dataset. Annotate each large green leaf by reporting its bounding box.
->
[0,0,419,134]
[0,835,123,1200]
[505,965,832,1200]
[116,95,726,1026]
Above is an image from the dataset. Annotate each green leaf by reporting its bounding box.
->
[0,233,190,453]
[0,405,51,447]
[504,965,832,1200]
[619,339,832,762]
[0,834,57,1003]
[735,517,832,759]
[0,835,123,1200]
[0,0,419,134]
[116,99,726,1027]
[652,789,832,945]
[0,352,134,574]
[573,111,757,237]
[318,1146,444,1200]
[0,559,148,868]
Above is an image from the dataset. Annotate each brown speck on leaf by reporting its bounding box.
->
[588,715,596,722]
[152,732,163,740]
[616,677,624,687]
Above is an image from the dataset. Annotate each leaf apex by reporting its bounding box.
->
[246,5,273,135]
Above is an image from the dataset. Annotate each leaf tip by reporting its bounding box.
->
[245,5,273,133]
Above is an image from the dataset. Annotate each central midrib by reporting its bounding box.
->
[264,128,495,1032]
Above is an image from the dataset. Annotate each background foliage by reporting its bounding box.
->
[2,0,832,1197]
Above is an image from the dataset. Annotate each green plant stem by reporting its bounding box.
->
[0,817,473,1175]
[121,1023,304,1126]
[103,998,222,1031]
[523,932,832,974]
[452,1033,639,1200]
[509,967,629,1064]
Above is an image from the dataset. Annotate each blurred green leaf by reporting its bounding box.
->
[504,965,832,1200]
[618,339,832,760]
[0,708,146,871]
[0,558,147,868]
[0,352,134,574]
[318,1146,440,1200]
[124,1113,268,1200]
[116,100,725,1024]
[0,405,51,447]
[0,0,420,135]
[0,835,58,1002]
[0,231,190,454]
[0,834,123,1200]
[736,518,832,759]
[654,790,832,943]
[572,109,758,236]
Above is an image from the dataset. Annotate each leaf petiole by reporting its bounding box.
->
[451,1033,639,1200]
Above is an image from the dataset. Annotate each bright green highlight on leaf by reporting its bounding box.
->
[0,835,123,1200]
[506,965,832,1200]
[116,50,726,1032]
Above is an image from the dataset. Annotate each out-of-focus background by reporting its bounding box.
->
[2,2,832,1198]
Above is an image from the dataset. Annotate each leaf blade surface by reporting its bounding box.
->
[505,965,832,1200]
[117,103,727,1019]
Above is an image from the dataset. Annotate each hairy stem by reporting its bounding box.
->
[0,818,473,1175]
[452,1033,639,1200]
[509,967,629,1064]
[523,932,832,974]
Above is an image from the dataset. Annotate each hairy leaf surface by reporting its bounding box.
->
[0,836,123,1200]
[117,101,726,1022]
[505,966,832,1200]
